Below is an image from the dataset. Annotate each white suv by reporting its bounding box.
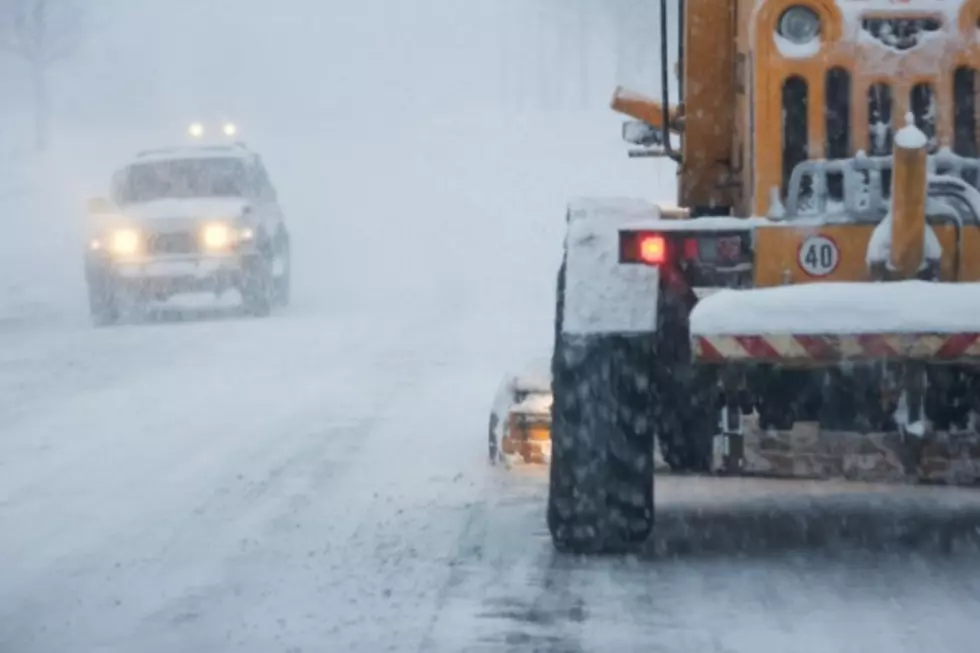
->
[83,142,291,325]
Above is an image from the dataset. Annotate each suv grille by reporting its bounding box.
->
[146,232,197,255]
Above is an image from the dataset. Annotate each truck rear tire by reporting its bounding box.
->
[547,262,656,553]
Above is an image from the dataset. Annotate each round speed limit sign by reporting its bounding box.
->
[797,235,840,277]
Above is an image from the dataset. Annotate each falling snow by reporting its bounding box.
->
[3,2,980,652]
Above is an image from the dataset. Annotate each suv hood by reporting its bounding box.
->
[121,198,251,222]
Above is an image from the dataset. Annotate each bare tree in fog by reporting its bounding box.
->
[0,0,87,151]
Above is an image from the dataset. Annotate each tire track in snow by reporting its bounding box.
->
[418,471,591,653]
[116,307,520,653]
[0,305,446,652]
[418,470,980,653]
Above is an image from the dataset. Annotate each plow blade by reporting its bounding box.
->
[717,417,980,485]
[689,282,980,486]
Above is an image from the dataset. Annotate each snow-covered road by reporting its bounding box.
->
[4,294,980,652]
[0,294,499,652]
[2,109,980,653]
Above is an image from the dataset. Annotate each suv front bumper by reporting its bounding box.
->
[86,252,262,298]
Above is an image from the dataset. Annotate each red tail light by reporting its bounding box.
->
[620,231,668,265]
[638,235,666,264]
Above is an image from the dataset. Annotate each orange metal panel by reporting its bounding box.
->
[890,135,928,277]
[611,87,680,132]
[680,0,737,210]
[748,0,980,216]
[753,223,980,286]
[753,224,876,286]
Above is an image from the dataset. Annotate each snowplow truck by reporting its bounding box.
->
[548,0,980,553]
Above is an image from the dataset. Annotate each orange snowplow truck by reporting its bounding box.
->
[548,0,980,553]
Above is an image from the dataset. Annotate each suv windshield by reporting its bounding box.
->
[113,157,250,204]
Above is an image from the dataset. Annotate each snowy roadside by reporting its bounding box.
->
[0,286,522,652]
[1,152,88,331]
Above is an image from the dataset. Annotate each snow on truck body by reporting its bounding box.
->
[561,198,764,337]
[546,0,980,553]
[691,281,980,364]
[691,281,980,338]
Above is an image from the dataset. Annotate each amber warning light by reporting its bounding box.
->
[620,231,667,265]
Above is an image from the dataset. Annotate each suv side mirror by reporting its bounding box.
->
[622,120,663,147]
[86,197,113,214]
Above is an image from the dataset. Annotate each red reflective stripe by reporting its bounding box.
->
[794,335,839,360]
[694,337,725,361]
[695,332,980,361]
[733,335,781,359]
[936,333,980,358]
[856,334,896,358]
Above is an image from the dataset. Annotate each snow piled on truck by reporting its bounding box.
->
[511,391,553,416]
[511,356,552,394]
[561,200,765,337]
[690,281,980,336]
[834,0,967,29]
[561,198,661,336]
[866,213,942,270]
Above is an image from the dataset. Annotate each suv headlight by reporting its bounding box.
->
[201,223,255,250]
[778,6,820,45]
[109,228,141,256]
[202,223,233,249]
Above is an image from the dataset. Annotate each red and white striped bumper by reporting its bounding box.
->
[692,333,980,364]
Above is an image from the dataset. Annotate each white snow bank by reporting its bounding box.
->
[690,281,980,336]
